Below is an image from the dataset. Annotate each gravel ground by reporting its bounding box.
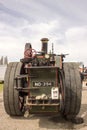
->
[0,88,87,130]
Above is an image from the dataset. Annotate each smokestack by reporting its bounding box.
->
[41,38,49,54]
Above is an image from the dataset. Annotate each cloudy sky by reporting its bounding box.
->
[0,0,87,65]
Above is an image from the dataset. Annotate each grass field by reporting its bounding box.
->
[0,84,3,92]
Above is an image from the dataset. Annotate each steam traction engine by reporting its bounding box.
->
[3,38,82,120]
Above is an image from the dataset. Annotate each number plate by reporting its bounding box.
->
[33,82,54,87]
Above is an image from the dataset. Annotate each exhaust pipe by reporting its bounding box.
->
[41,38,49,54]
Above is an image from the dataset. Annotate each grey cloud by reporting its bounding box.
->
[1,0,87,27]
[0,0,87,64]
[0,3,25,18]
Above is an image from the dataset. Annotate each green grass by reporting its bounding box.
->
[0,84,3,92]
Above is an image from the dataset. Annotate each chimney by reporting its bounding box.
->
[41,38,49,54]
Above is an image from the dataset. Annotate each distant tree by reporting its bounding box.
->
[1,56,3,65]
[4,56,8,65]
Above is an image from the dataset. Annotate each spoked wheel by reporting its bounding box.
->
[3,62,26,116]
[59,62,82,120]
[24,48,36,58]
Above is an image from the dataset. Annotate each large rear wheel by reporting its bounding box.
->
[3,62,25,116]
[59,62,82,119]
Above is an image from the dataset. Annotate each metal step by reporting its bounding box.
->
[15,74,37,79]
[27,103,59,106]
[14,87,40,91]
